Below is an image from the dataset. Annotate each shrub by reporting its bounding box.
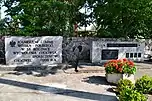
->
[117,79,134,92]
[104,58,136,74]
[118,87,147,101]
[135,75,152,94]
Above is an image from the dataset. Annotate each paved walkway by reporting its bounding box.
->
[0,62,152,101]
[0,71,117,101]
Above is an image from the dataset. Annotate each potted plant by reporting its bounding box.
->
[104,58,136,84]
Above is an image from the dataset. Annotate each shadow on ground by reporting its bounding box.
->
[7,63,105,77]
[82,76,117,94]
[82,76,116,86]
[6,64,76,77]
[7,66,61,77]
[0,78,118,101]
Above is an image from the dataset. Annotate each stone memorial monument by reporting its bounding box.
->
[5,36,63,66]
[91,41,145,63]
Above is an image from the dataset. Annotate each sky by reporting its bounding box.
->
[1,3,7,19]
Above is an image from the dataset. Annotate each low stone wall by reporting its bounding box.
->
[62,37,139,63]
[0,37,151,65]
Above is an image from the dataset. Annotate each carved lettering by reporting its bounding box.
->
[5,36,62,65]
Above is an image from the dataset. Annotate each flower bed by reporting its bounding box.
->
[104,58,136,84]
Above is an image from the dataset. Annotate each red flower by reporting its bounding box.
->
[111,63,118,69]
[115,64,119,69]
[128,60,134,67]
[109,60,117,63]
[123,58,127,62]
[117,59,123,63]
[105,58,136,74]
[119,63,123,68]
[118,68,123,72]
[104,63,108,67]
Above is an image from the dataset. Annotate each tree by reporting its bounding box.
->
[87,0,152,38]
[2,0,152,38]
[0,19,7,35]
[1,0,87,36]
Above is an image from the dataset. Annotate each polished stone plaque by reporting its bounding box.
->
[102,49,118,60]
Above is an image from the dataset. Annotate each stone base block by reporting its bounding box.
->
[106,73,135,84]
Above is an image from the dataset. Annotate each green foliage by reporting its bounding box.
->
[1,0,152,38]
[105,66,117,74]
[0,19,7,35]
[135,75,152,94]
[117,75,152,101]
[117,79,134,93]
[86,0,152,38]
[1,0,86,36]
[123,65,137,74]
[118,87,147,101]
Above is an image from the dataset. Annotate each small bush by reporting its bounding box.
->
[117,79,134,92]
[135,75,152,94]
[118,87,147,101]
